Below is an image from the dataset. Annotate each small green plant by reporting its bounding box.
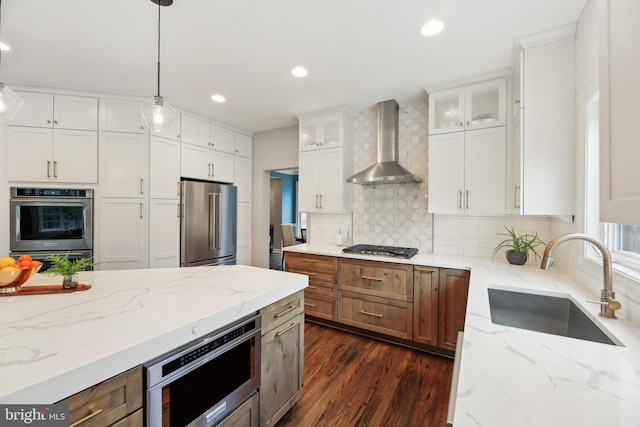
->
[43,253,99,276]
[492,226,546,260]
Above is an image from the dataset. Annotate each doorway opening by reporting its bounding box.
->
[269,169,303,270]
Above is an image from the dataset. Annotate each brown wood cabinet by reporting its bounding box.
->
[413,266,439,347]
[285,252,337,321]
[339,258,413,301]
[56,366,142,427]
[218,393,259,427]
[339,291,412,339]
[260,292,305,427]
[438,268,470,351]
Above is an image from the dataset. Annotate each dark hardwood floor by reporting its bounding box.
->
[276,322,454,427]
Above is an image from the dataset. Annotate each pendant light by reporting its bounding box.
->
[0,0,24,122]
[140,0,176,133]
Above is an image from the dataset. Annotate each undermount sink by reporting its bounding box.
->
[488,285,623,346]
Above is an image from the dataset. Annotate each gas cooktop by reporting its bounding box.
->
[342,244,418,259]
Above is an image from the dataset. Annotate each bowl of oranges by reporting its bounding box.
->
[0,255,43,294]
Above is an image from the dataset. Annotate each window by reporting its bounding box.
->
[585,91,640,273]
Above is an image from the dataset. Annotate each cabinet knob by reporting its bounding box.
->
[515,99,521,105]
[459,122,463,126]
[54,120,58,125]
[47,120,52,124]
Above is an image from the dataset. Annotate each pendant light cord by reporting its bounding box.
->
[156,1,161,97]
[0,0,4,76]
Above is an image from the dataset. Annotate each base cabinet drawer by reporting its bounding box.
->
[338,291,413,339]
[288,267,336,292]
[285,252,337,271]
[110,409,142,427]
[261,291,304,334]
[304,291,336,321]
[339,259,413,301]
[218,393,259,427]
[57,366,142,427]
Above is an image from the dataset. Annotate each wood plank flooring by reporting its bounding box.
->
[275,322,454,427]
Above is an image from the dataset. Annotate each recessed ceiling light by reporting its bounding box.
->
[0,42,10,51]
[211,94,226,103]
[420,19,444,36]
[291,66,308,78]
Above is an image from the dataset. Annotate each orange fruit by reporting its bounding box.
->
[31,260,42,267]
[19,260,32,269]
[18,255,32,263]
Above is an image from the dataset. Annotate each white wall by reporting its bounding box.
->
[549,0,640,327]
[251,125,299,268]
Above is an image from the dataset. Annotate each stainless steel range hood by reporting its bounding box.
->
[347,99,422,184]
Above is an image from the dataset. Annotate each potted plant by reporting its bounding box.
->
[43,254,99,288]
[492,226,546,265]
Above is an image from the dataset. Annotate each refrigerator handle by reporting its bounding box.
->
[214,192,222,250]
[208,192,215,250]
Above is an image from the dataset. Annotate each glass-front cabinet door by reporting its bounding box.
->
[428,78,506,135]
[464,79,506,131]
[429,88,465,135]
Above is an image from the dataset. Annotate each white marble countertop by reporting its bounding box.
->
[284,244,640,426]
[0,265,308,404]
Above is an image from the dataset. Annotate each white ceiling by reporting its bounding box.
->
[1,0,587,134]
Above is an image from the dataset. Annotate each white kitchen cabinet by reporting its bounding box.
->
[599,0,640,224]
[149,199,180,268]
[299,147,351,213]
[298,112,345,151]
[511,36,575,216]
[12,92,98,131]
[100,132,148,198]
[180,142,235,183]
[237,202,252,265]
[98,198,147,270]
[428,127,506,215]
[234,133,252,158]
[428,78,506,135]
[211,124,235,154]
[180,114,210,148]
[149,136,180,199]
[6,127,98,183]
[99,98,146,133]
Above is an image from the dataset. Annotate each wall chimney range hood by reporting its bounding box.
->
[347,100,422,184]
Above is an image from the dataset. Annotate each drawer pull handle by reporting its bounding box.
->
[70,408,103,427]
[302,271,317,276]
[274,305,296,319]
[360,310,383,318]
[302,259,317,263]
[308,285,317,289]
[304,302,317,308]
[361,275,383,281]
[275,322,297,337]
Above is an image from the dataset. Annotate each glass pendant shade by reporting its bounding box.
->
[140,95,176,133]
[0,82,24,122]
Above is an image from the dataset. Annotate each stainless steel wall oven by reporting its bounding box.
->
[9,187,93,254]
[144,313,261,427]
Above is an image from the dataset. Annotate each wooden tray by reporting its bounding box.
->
[0,284,92,296]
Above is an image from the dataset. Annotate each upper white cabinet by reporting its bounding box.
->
[180,143,235,183]
[149,136,180,199]
[298,110,353,213]
[12,92,98,131]
[428,127,506,215]
[428,79,506,135]
[6,127,98,183]
[211,124,235,154]
[511,36,575,216]
[100,132,148,198]
[235,133,253,158]
[599,0,640,224]
[299,112,345,151]
[99,98,146,133]
[180,114,210,147]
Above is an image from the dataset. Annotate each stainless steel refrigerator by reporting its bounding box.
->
[180,180,237,266]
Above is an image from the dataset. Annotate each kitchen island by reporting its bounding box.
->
[0,265,307,404]
[284,244,640,427]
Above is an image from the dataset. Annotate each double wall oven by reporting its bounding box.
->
[9,187,94,269]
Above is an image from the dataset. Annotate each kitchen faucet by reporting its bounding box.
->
[540,233,621,318]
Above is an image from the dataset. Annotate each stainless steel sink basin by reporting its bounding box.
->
[488,286,622,346]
